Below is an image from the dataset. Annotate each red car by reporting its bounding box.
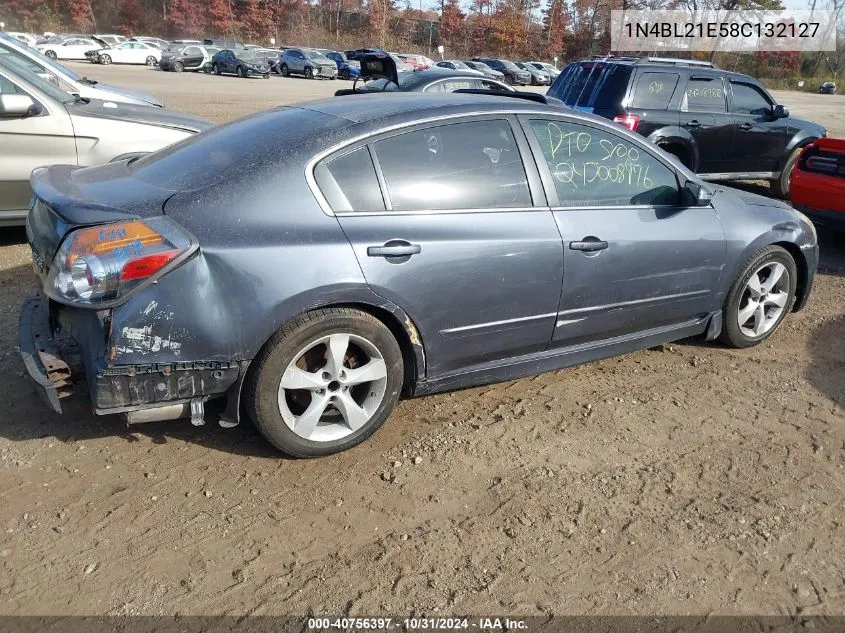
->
[790,137,845,229]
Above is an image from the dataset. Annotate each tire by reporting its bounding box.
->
[174,61,184,72]
[305,66,314,79]
[213,63,220,75]
[237,65,245,78]
[771,145,804,199]
[245,308,404,458]
[719,245,797,348]
[146,56,158,66]
[264,73,270,79]
[505,74,514,85]
[339,68,348,80]
[99,54,111,65]
[280,63,289,77]
[45,50,57,60]
[203,63,212,73]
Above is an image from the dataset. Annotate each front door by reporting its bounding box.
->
[520,115,727,348]
[679,74,735,175]
[0,74,76,217]
[320,116,564,375]
[182,46,205,69]
[727,80,789,174]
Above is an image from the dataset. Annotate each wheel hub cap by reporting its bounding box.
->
[737,262,789,338]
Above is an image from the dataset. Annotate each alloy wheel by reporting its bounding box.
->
[736,261,790,338]
[146,56,157,66]
[277,333,388,442]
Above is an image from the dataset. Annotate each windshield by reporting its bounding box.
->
[304,50,326,60]
[501,60,521,71]
[165,45,185,54]
[362,72,420,91]
[452,61,470,69]
[242,50,267,61]
[471,61,492,71]
[0,53,73,103]
[0,33,83,82]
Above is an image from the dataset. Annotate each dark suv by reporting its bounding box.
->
[547,56,827,197]
[472,57,530,86]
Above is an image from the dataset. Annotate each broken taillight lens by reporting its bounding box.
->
[46,217,196,307]
[613,114,640,132]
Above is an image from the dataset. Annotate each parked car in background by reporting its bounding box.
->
[819,81,837,94]
[279,48,337,79]
[337,67,514,94]
[172,39,202,46]
[548,56,827,197]
[471,57,530,85]
[158,44,218,72]
[790,137,845,229]
[515,61,550,85]
[203,39,248,50]
[0,54,211,226]
[346,49,412,71]
[96,40,162,66]
[211,48,271,78]
[94,33,126,46]
[0,32,163,106]
[36,35,106,60]
[18,91,818,458]
[527,61,560,79]
[345,48,383,61]
[251,48,282,73]
[435,60,483,75]
[398,53,435,69]
[320,50,360,80]
[6,32,39,47]
[464,60,506,81]
[130,36,171,50]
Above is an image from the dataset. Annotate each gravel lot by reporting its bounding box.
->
[0,63,844,616]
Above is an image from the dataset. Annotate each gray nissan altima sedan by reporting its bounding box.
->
[20,92,818,457]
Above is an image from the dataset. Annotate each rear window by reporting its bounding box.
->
[549,62,632,110]
[630,72,679,109]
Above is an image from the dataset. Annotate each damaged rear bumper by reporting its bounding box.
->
[19,294,246,421]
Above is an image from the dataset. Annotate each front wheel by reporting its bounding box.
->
[280,63,289,77]
[505,74,514,85]
[245,308,404,457]
[146,56,158,66]
[174,61,184,72]
[771,145,804,199]
[213,63,220,75]
[236,65,245,78]
[99,54,111,65]
[719,245,797,348]
[339,68,349,80]
[203,63,212,73]
[304,66,314,79]
[45,50,57,60]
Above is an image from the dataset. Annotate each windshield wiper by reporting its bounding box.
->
[81,76,98,85]
[66,93,91,104]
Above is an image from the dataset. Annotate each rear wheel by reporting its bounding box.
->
[245,308,404,457]
[719,245,797,348]
[305,66,314,79]
[45,50,57,60]
[174,61,184,72]
[203,63,212,73]
[145,56,157,66]
[99,54,111,65]
[505,74,514,85]
[771,145,804,199]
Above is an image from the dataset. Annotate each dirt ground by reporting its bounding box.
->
[0,64,843,616]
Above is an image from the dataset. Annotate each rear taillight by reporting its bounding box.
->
[613,114,639,132]
[46,217,196,307]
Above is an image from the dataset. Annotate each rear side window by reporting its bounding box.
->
[683,77,726,113]
[730,82,772,115]
[372,119,531,211]
[630,72,679,109]
[549,62,631,111]
[323,147,386,212]
[528,118,680,207]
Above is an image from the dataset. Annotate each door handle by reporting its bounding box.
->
[685,120,701,129]
[570,239,608,252]
[739,122,753,131]
[367,242,422,257]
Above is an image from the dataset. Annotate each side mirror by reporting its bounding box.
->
[772,104,789,118]
[683,180,713,206]
[0,93,40,118]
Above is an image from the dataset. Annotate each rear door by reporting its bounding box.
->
[625,69,682,138]
[316,116,564,375]
[727,79,788,174]
[520,114,726,347]
[679,74,734,175]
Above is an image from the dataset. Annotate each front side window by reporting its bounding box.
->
[372,119,531,211]
[730,82,772,115]
[682,76,726,113]
[631,71,679,109]
[528,118,680,207]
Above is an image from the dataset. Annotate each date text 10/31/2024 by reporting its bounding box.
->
[307,618,529,630]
